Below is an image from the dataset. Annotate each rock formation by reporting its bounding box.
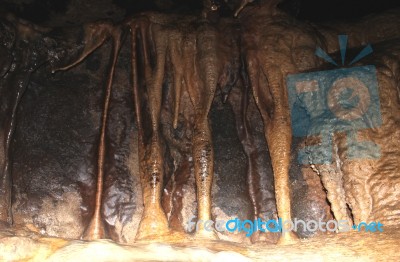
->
[0,0,399,247]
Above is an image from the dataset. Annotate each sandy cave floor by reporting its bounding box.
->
[1,226,400,261]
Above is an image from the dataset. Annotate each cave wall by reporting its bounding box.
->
[0,1,399,245]
[0,16,331,244]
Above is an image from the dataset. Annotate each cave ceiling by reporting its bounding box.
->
[1,0,400,26]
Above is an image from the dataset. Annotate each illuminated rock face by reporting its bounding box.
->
[307,40,400,227]
[0,0,400,246]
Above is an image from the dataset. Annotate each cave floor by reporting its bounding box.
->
[1,226,399,261]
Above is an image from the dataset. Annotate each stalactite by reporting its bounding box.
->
[235,0,400,243]
[1,0,398,247]
[54,21,122,240]
[21,0,395,245]
[123,9,241,240]
[237,0,326,244]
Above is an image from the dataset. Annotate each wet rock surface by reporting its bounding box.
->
[0,16,329,243]
[0,0,399,253]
